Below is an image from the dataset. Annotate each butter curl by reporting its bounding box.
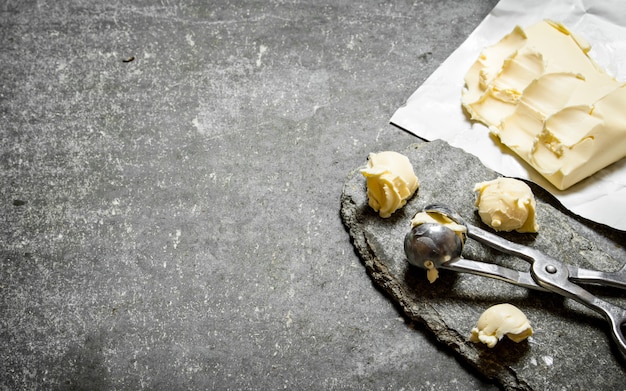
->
[361,151,419,218]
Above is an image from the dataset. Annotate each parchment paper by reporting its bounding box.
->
[390,0,626,231]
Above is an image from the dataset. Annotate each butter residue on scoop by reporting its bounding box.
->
[462,19,626,190]
[470,303,533,348]
[409,211,467,283]
[360,151,419,218]
[474,177,538,233]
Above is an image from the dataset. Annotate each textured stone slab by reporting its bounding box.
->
[341,140,626,390]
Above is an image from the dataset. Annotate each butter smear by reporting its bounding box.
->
[361,151,419,218]
[462,19,626,190]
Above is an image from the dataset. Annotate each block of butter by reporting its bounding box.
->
[462,20,626,190]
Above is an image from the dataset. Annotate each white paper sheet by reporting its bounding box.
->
[390,0,626,231]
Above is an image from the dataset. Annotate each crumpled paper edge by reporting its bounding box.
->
[390,0,626,231]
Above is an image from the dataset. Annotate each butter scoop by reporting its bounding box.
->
[407,211,467,283]
[360,151,419,218]
[474,178,538,233]
[470,303,533,348]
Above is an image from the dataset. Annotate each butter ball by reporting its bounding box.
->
[361,151,419,218]
[474,178,538,233]
[470,303,533,348]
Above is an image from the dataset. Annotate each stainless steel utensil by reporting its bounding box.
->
[404,203,626,355]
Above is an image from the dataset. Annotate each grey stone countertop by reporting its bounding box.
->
[2,0,556,389]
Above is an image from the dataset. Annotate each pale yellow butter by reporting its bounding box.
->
[360,151,419,218]
[462,20,626,190]
[470,303,533,348]
[474,178,538,233]
[410,211,467,242]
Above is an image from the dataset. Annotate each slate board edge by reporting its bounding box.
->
[339,142,537,391]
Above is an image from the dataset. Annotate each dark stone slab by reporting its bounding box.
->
[341,139,626,390]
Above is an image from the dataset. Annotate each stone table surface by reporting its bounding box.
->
[2,0,533,389]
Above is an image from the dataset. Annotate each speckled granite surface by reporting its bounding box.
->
[0,0,505,390]
[341,140,626,390]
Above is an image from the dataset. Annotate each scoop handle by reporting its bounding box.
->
[532,258,626,356]
[568,263,626,290]
[442,258,549,292]
[467,222,626,356]
[464,222,542,262]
